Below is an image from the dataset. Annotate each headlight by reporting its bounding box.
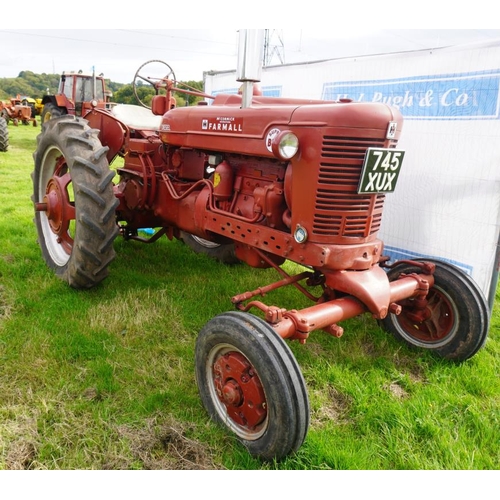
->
[272,130,299,160]
[294,224,308,244]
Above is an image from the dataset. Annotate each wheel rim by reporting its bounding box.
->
[36,145,76,266]
[206,343,268,441]
[394,285,459,348]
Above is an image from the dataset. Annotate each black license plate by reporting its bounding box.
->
[357,148,405,194]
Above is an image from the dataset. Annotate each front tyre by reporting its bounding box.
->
[380,259,489,361]
[195,311,310,460]
[32,115,119,289]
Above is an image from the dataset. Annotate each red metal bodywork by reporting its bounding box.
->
[83,87,430,342]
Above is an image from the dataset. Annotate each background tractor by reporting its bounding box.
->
[31,32,490,461]
[0,95,37,126]
[40,70,108,122]
[19,95,44,117]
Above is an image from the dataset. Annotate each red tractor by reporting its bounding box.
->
[32,55,490,460]
[0,95,37,126]
[40,70,110,122]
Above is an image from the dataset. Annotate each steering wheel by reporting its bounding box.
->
[133,60,177,109]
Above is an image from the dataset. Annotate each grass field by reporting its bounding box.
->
[0,123,498,470]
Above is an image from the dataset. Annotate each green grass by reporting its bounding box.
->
[0,123,498,470]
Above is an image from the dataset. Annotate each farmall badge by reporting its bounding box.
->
[386,121,397,139]
[202,116,243,133]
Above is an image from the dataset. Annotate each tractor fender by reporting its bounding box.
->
[42,95,70,113]
[41,95,55,106]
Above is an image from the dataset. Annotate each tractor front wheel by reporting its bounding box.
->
[32,115,119,289]
[380,259,489,361]
[195,311,310,460]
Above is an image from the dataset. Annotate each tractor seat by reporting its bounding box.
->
[111,104,162,131]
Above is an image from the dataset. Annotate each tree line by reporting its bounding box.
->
[0,70,204,107]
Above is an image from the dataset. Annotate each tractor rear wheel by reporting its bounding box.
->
[41,103,64,123]
[0,117,8,152]
[195,311,310,460]
[180,231,239,264]
[1,109,9,124]
[32,115,119,289]
[380,259,489,361]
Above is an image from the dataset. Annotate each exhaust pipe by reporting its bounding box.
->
[237,29,264,108]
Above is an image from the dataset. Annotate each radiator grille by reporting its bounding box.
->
[313,136,390,238]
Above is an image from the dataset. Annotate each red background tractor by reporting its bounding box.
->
[0,95,37,126]
[40,70,109,123]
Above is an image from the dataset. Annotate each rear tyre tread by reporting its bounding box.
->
[32,115,118,289]
[0,116,8,152]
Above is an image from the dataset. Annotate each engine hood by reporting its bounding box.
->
[159,94,403,157]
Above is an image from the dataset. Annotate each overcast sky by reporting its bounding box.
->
[1,29,499,84]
